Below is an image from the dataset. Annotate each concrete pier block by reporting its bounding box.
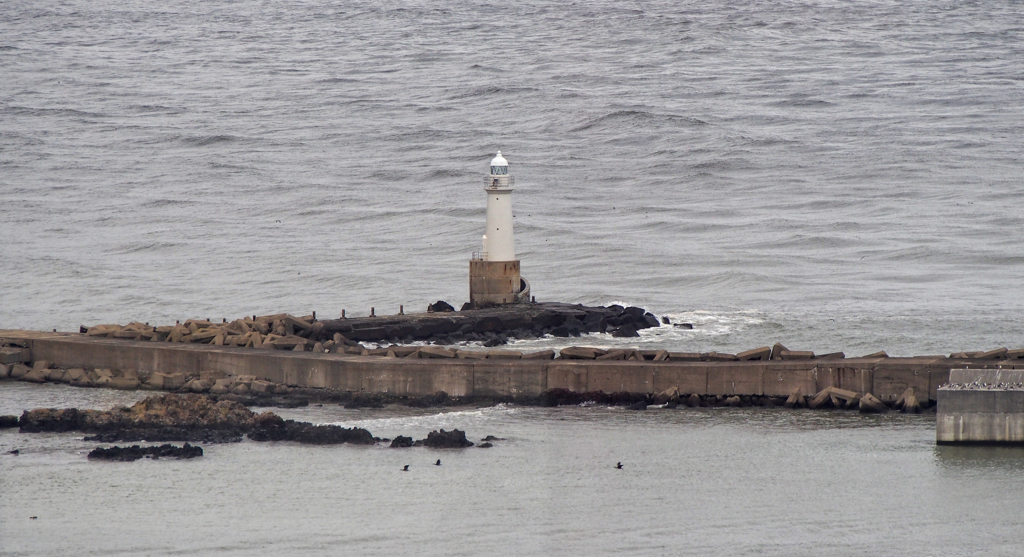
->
[0,346,31,364]
[737,346,770,361]
[937,369,1024,445]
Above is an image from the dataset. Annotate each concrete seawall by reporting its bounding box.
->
[8,329,1021,401]
[937,369,1024,445]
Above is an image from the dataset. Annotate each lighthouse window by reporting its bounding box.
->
[491,166,508,175]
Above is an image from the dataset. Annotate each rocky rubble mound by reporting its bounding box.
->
[74,302,671,351]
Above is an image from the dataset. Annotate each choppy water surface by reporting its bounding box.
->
[2,383,1024,557]
[2,0,1023,355]
[2,0,1024,554]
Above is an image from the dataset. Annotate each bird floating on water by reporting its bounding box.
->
[615,462,623,469]
[435,459,441,466]
[402,465,409,471]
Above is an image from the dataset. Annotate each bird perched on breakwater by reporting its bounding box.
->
[615,462,623,469]
[435,459,441,466]
[402,465,409,471]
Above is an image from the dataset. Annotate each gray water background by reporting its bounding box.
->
[2,0,1023,355]
[3,382,1024,557]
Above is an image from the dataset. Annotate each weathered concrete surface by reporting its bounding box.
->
[4,329,1010,403]
[937,368,1024,445]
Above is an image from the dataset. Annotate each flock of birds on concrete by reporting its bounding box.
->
[944,382,1024,390]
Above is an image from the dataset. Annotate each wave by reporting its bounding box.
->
[325,404,519,431]
[446,85,539,100]
[570,110,708,132]
[180,134,238,147]
[772,98,834,107]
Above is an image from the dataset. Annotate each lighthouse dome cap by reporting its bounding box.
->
[490,151,508,167]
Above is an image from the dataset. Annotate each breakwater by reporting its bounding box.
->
[6,325,1024,407]
[70,302,663,351]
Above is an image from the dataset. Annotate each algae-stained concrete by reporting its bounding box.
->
[0,329,978,401]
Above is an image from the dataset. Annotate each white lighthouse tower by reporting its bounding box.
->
[469,151,530,306]
[482,151,515,261]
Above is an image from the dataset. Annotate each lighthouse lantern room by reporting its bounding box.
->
[470,151,530,306]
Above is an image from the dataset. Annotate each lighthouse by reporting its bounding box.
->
[469,151,530,306]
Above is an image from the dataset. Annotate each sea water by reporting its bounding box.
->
[2,382,1024,556]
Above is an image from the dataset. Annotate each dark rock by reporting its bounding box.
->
[248,411,375,444]
[478,442,493,448]
[483,337,506,347]
[481,435,505,442]
[19,408,83,433]
[87,443,203,462]
[0,415,20,428]
[256,397,309,409]
[428,301,455,313]
[542,388,587,407]
[661,316,671,325]
[390,435,414,448]
[612,324,639,338]
[474,316,505,333]
[623,306,646,320]
[416,429,474,448]
[686,394,702,407]
[83,428,243,444]
[549,326,570,337]
[641,312,661,329]
[345,394,385,409]
[562,317,585,336]
[674,323,693,329]
[405,391,451,408]
[626,400,648,411]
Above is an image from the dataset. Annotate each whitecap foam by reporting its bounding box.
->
[326,403,519,431]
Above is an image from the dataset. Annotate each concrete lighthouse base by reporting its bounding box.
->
[469,260,522,306]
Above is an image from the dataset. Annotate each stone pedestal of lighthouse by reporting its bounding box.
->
[469,151,530,306]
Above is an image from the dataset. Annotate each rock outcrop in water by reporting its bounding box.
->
[17,393,373,445]
[247,411,374,445]
[20,393,255,442]
[415,429,474,448]
[87,443,203,461]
